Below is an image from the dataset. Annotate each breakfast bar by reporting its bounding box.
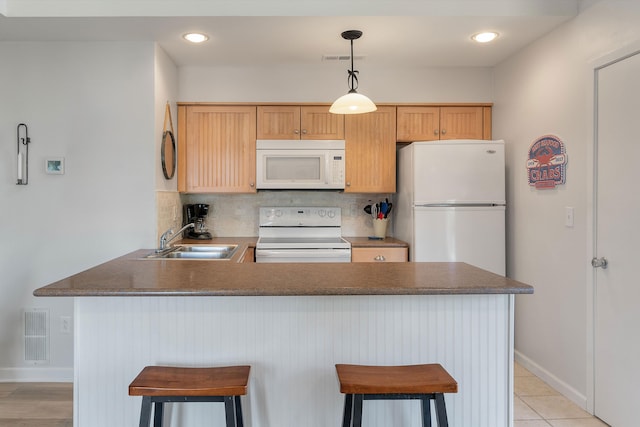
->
[35,247,532,427]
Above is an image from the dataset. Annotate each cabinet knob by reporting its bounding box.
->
[301,129,307,135]
[434,130,439,135]
[441,129,447,135]
[250,182,255,187]
[374,255,386,262]
[294,129,300,135]
[346,182,351,187]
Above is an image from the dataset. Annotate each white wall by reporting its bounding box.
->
[493,0,640,408]
[155,44,179,192]
[154,44,182,241]
[0,41,158,380]
[179,65,493,103]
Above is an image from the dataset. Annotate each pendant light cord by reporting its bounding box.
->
[347,39,359,92]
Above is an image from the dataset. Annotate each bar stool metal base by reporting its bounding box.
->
[129,365,250,427]
[139,395,244,427]
[341,392,449,427]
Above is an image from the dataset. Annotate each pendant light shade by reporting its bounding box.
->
[330,91,377,114]
[330,30,376,115]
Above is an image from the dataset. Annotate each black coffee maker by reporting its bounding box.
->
[183,203,213,240]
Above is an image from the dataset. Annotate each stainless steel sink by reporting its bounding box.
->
[142,244,239,260]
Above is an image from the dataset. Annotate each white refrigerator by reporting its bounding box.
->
[395,140,506,275]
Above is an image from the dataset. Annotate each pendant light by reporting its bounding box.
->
[330,30,377,115]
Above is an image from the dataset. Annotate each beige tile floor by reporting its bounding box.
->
[0,365,609,426]
[514,362,609,427]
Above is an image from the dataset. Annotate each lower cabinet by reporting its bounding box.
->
[351,247,408,263]
[240,246,255,263]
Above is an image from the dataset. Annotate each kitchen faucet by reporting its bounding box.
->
[157,223,195,252]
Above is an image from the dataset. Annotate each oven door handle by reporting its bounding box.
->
[256,249,351,258]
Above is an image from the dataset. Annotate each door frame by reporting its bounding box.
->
[586,39,640,415]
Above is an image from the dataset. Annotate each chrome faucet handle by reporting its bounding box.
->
[158,228,174,251]
[157,223,195,252]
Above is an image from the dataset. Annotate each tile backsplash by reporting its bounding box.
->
[156,191,182,241]
[156,191,395,238]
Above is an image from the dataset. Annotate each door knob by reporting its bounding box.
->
[591,257,608,269]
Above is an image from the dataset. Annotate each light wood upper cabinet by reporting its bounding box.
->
[397,106,492,142]
[344,106,396,193]
[257,105,344,140]
[396,106,440,141]
[178,105,257,193]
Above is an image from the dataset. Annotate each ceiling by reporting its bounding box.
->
[0,0,595,68]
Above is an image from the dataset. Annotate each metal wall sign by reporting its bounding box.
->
[526,134,568,189]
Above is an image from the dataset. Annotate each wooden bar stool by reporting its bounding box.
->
[129,365,250,427]
[335,364,457,427]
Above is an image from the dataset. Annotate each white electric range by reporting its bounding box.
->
[255,206,351,263]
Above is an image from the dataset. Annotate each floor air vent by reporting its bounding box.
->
[24,309,49,363]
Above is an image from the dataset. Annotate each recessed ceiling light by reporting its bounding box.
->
[472,32,499,43]
[183,33,209,43]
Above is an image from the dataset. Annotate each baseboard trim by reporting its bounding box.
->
[514,350,590,413]
[0,367,73,382]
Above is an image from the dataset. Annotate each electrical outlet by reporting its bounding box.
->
[61,316,72,334]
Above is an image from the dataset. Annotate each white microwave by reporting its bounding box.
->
[256,140,346,190]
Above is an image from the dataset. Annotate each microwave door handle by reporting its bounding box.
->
[325,155,330,185]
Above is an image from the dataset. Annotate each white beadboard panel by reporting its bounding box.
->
[75,295,513,427]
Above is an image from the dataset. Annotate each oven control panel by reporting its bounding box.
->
[259,207,341,227]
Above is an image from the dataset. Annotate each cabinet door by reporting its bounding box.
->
[344,106,396,193]
[300,106,344,139]
[439,106,485,140]
[257,105,344,140]
[397,106,492,142]
[351,247,408,262]
[257,106,300,139]
[396,106,440,142]
[178,105,257,193]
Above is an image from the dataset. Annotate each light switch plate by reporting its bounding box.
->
[565,207,574,227]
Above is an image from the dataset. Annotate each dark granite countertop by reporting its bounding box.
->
[33,247,533,297]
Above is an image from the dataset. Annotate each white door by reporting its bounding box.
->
[593,49,640,426]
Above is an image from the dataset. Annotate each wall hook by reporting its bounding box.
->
[17,123,31,185]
